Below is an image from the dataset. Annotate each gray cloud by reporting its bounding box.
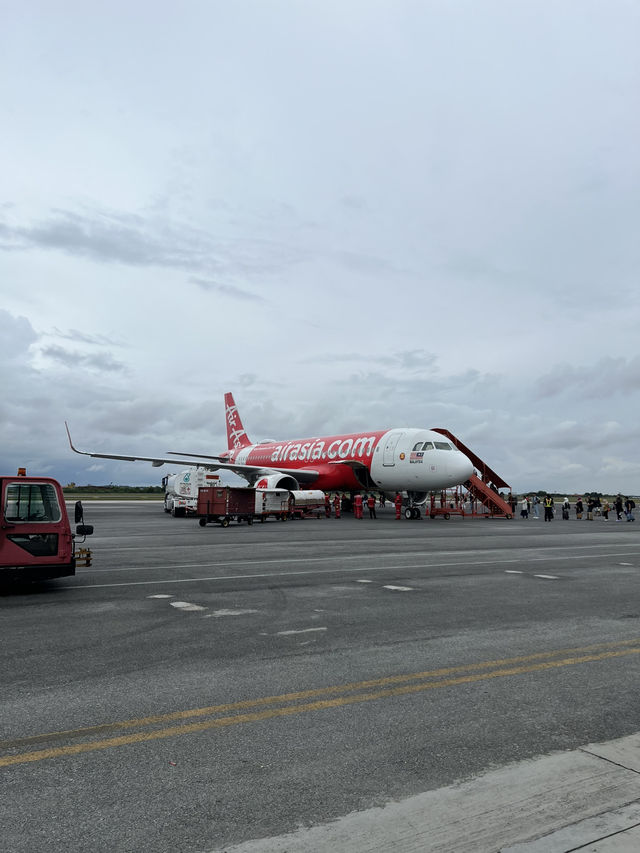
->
[1,207,309,279]
[535,357,640,400]
[0,309,38,358]
[1,3,639,493]
[50,328,122,346]
[190,277,266,303]
[40,344,127,373]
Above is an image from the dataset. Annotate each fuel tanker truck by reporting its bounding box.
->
[162,468,220,516]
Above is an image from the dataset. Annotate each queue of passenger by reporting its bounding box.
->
[323,491,636,522]
[506,494,635,522]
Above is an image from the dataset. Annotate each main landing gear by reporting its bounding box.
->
[404,507,422,520]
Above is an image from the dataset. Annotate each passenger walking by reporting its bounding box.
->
[615,495,624,521]
[602,499,610,521]
[625,497,636,522]
[367,494,377,519]
[354,493,363,519]
[575,497,584,519]
[543,495,554,522]
[532,495,540,519]
[520,497,529,519]
[586,496,594,521]
[562,497,570,520]
[394,491,403,520]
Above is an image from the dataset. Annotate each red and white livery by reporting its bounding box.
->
[67,392,474,501]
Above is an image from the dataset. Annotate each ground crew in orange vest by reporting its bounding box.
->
[354,493,363,519]
[333,494,341,518]
[367,494,377,518]
[324,493,331,518]
[395,491,403,519]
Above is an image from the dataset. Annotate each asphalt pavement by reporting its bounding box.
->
[218,731,640,852]
[2,502,640,852]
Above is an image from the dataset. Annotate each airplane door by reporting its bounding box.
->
[382,431,403,466]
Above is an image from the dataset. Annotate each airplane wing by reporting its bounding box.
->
[65,424,319,483]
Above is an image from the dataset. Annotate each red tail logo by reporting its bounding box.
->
[224,393,251,450]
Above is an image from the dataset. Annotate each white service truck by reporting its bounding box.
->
[163,468,220,517]
[254,488,290,522]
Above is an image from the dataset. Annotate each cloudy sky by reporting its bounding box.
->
[1,0,639,494]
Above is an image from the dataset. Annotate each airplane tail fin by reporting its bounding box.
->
[224,392,251,450]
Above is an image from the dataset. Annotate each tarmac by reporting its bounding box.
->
[219,731,640,853]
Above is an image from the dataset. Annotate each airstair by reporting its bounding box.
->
[432,428,513,518]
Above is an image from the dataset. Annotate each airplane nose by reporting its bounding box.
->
[449,452,474,483]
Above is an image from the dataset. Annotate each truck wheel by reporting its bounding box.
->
[221,518,229,528]
[443,512,450,520]
[247,517,253,526]
[198,518,207,527]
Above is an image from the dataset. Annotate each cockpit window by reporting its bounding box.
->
[412,442,423,451]
[422,442,434,450]
[434,441,452,451]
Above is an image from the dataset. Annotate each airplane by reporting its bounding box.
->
[66,392,474,508]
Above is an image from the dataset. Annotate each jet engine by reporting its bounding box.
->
[407,491,429,506]
[254,472,300,491]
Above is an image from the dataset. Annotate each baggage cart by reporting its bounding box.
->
[197,486,255,527]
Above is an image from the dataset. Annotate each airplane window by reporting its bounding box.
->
[412,442,423,451]
[422,442,434,451]
[434,441,452,450]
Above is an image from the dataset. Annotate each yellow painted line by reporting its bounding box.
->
[2,643,640,768]
[3,636,640,751]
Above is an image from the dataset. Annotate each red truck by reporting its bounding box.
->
[1,470,93,583]
[197,486,256,527]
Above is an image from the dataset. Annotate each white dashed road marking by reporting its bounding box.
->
[534,574,559,580]
[170,601,206,612]
[202,609,259,618]
[276,627,327,636]
[147,594,173,598]
[505,570,524,574]
[383,585,414,591]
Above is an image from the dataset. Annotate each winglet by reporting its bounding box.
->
[65,421,87,456]
[224,392,251,450]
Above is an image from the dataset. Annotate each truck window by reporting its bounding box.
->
[4,482,62,523]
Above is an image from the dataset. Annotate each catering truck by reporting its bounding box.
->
[0,469,93,582]
[162,468,220,516]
